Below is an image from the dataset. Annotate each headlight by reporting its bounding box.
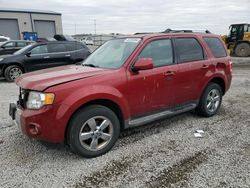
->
[26,91,55,109]
[0,58,4,62]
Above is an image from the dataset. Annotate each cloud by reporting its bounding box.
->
[0,0,249,34]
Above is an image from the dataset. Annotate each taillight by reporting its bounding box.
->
[229,60,233,73]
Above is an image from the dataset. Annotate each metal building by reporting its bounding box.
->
[0,8,63,39]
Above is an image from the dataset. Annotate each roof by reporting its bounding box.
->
[0,8,61,15]
[230,23,249,26]
[36,41,80,45]
[117,32,219,40]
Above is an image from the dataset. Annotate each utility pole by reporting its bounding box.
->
[94,19,96,35]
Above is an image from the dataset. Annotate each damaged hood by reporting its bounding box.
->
[16,65,110,91]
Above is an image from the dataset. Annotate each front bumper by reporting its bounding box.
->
[9,102,70,143]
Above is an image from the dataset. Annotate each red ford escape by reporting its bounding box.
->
[9,31,232,158]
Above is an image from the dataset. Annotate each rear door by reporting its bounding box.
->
[47,43,72,67]
[127,38,178,118]
[173,37,209,105]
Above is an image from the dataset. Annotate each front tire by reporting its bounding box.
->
[4,65,23,82]
[67,105,120,158]
[196,83,223,117]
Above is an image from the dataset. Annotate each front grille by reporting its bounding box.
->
[18,88,29,108]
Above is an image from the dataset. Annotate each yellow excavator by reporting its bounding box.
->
[222,23,250,57]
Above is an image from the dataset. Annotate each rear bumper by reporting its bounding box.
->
[9,102,70,143]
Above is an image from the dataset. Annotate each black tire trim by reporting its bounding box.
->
[196,83,223,117]
[4,65,23,82]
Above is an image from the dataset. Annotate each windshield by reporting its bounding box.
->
[14,44,33,55]
[82,38,141,69]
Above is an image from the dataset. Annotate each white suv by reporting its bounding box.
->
[0,36,10,45]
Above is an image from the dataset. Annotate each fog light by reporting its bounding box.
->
[28,123,41,135]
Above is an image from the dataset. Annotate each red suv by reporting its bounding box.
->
[9,32,232,158]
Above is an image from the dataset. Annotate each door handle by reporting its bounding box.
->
[164,71,175,76]
[65,54,71,57]
[44,56,50,59]
[201,65,209,69]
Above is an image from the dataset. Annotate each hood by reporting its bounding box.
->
[16,65,111,91]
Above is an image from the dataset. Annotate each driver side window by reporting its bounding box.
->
[30,45,48,55]
[139,39,173,67]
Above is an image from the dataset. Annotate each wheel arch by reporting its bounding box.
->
[205,76,226,95]
[3,62,25,74]
[64,98,126,142]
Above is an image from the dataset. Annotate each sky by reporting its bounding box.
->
[0,0,249,35]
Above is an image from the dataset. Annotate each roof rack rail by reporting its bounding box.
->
[163,28,211,34]
[134,32,156,35]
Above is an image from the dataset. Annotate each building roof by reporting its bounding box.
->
[0,8,61,15]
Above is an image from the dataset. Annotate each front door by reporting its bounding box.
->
[24,44,52,72]
[127,38,178,118]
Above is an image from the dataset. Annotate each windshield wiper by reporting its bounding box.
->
[83,63,99,68]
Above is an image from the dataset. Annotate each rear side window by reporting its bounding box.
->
[49,43,66,53]
[175,38,204,63]
[17,42,26,47]
[65,43,76,51]
[139,39,173,67]
[203,37,227,58]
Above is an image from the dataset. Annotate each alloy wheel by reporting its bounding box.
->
[9,67,22,80]
[206,89,220,113]
[78,116,114,151]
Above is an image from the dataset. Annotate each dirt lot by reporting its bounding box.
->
[0,60,250,188]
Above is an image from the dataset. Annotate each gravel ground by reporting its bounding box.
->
[0,59,250,188]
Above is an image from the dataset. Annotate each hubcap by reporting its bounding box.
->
[206,89,220,113]
[79,116,113,151]
[9,67,22,80]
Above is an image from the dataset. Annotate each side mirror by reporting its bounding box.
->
[26,52,31,57]
[132,58,154,72]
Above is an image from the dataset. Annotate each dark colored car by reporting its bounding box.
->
[9,32,232,158]
[0,40,34,55]
[0,41,91,81]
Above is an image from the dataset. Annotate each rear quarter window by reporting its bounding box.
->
[203,37,227,58]
[77,43,88,50]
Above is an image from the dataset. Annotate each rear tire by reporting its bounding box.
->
[4,65,23,82]
[235,43,250,57]
[67,105,120,158]
[196,83,223,117]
